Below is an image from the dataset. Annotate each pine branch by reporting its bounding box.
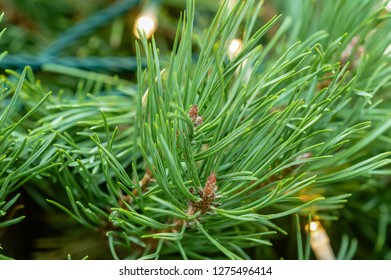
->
[0,0,390,259]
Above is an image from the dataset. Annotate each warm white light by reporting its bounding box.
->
[308,221,335,260]
[134,13,157,39]
[309,221,318,232]
[228,38,243,58]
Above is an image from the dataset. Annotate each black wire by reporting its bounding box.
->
[0,0,141,72]
[0,54,139,72]
[42,0,140,56]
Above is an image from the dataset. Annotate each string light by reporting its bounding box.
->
[228,38,243,59]
[306,221,335,260]
[309,221,318,231]
[133,10,158,39]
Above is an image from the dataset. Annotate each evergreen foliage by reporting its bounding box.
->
[0,0,390,259]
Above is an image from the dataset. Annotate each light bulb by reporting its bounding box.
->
[228,38,243,58]
[309,221,319,232]
[306,221,335,260]
[133,13,157,39]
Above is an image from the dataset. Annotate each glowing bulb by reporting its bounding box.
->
[134,13,157,39]
[309,221,319,231]
[306,221,335,260]
[228,38,243,58]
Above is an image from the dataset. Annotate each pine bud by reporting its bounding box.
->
[188,105,203,127]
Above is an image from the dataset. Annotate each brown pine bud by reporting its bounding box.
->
[203,172,217,197]
[188,105,203,127]
[189,105,198,120]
